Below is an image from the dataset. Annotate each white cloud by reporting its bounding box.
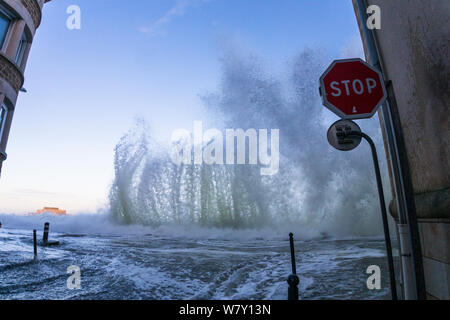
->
[138,0,208,37]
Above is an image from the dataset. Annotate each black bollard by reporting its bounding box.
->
[41,222,59,246]
[287,274,299,300]
[43,222,49,244]
[33,229,38,261]
[289,233,297,274]
[287,232,299,300]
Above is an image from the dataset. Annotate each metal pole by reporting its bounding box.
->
[398,224,415,298]
[349,131,397,299]
[382,81,425,300]
[287,232,299,300]
[289,232,297,274]
[354,0,426,299]
[33,229,37,262]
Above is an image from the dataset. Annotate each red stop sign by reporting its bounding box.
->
[319,58,387,119]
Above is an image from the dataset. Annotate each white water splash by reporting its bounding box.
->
[108,47,391,238]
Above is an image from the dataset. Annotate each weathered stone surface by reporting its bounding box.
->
[389,188,450,219]
[423,257,450,300]
[366,0,450,194]
[353,0,450,299]
[419,220,450,264]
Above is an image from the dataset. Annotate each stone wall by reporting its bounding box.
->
[353,0,449,300]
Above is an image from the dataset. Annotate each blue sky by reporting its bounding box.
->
[0,0,364,213]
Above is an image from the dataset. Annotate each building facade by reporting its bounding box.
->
[0,0,50,177]
[33,207,67,215]
[353,0,449,299]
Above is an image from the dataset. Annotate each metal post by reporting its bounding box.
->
[289,232,297,274]
[398,224,415,299]
[43,222,49,244]
[33,229,37,262]
[349,131,397,299]
[354,0,426,299]
[287,232,299,300]
[382,81,425,300]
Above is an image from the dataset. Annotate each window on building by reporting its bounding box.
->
[0,9,11,50]
[15,32,28,67]
[0,103,8,141]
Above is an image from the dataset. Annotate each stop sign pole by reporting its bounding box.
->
[320,59,399,299]
[319,58,387,120]
[327,120,397,300]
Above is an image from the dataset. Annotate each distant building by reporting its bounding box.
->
[0,0,51,177]
[33,207,67,216]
